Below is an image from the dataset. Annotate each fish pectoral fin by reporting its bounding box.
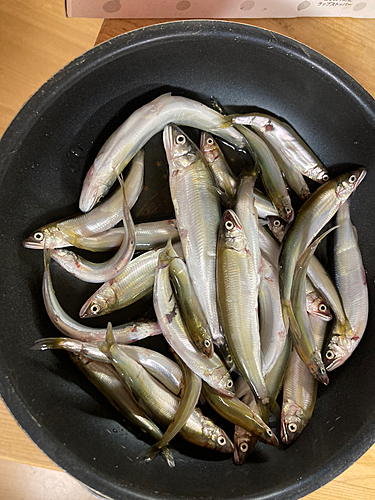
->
[57,226,78,246]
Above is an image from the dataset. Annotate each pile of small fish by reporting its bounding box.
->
[24,93,369,467]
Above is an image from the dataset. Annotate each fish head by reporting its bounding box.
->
[323,334,356,371]
[234,427,258,464]
[202,418,234,453]
[313,166,330,184]
[275,198,294,223]
[258,425,279,448]
[219,209,246,251]
[306,292,332,322]
[79,285,117,318]
[249,406,279,447]
[163,125,199,174]
[23,225,69,249]
[79,160,113,212]
[210,362,235,397]
[281,398,306,444]
[200,132,219,160]
[336,167,367,202]
[266,216,290,242]
[196,326,214,358]
[216,343,236,373]
[230,114,256,127]
[307,351,329,385]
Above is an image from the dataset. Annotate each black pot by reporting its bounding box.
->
[0,20,374,500]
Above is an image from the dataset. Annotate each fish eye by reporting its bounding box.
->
[273,219,281,228]
[225,220,234,231]
[349,174,357,184]
[266,429,273,437]
[326,350,335,360]
[207,137,214,145]
[319,304,327,312]
[288,423,297,433]
[176,134,186,145]
[322,174,329,182]
[204,339,211,348]
[34,232,44,241]
[285,207,292,214]
[91,304,101,314]
[320,367,326,374]
[227,354,232,363]
[217,436,226,446]
[240,442,248,453]
[227,379,234,389]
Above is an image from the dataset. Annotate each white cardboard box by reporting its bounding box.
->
[66,0,375,19]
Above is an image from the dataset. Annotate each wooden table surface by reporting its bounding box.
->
[1,15,375,500]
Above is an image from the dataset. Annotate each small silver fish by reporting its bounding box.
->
[231,113,329,183]
[153,247,234,397]
[324,201,369,370]
[80,94,247,212]
[23,151,144,249]
[164,124,224,346]
[200,132,238,208]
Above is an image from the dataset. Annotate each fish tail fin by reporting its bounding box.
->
[165,237,178,259]
[99,322,115,356]
[144,442,162,462]
[31,337,72,352]
[210,96,227,116]
[158,239,175,267]
[160,447,175,468]
[144,443,175,468]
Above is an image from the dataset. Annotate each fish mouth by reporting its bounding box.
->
[308,352,329,385]
[22,236,44,249]
[312,310,333,322]
[256,426,279,447]
[267,431,279,448]
[163,124,188,161]
[200,131,215,152]
[234,437,257,464]
[233,448,246,465]
[162,124,174,159]
[281,420,302,445]
[316,168,330,184]
[324,351,350,372]
[220,433,235,454]
[313,368,329,386]
[200,131,208,149]
[354,167,367,188]
[217,382,235,398]
[79,180,103,213]
[79,297,96,319]
[281,419,289,444]
[279,201,294,223]
[324,358,337,372]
